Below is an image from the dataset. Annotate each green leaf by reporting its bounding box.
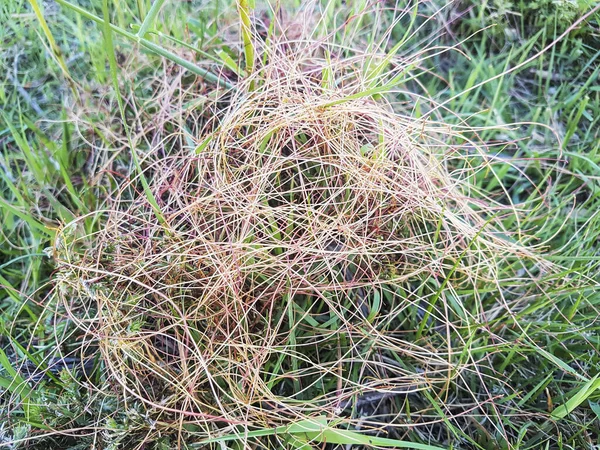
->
[551,375,600,419]
[137,0,167,38]
[0,197,53,236]
[218,50,242,76]
[191,416,447,449]
[0,348,43,425]
[194,136,212,154]
[589,401,600,420]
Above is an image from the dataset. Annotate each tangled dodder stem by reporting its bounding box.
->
[54,17,548,444]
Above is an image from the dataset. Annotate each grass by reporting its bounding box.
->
[1,0,599,449]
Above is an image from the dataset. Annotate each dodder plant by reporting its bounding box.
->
[50,1,566,448]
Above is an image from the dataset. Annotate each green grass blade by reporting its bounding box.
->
[137,0,167,38]
[190,416,447,449]
[0,197,53,236]
[0,348,42,424]
[27,0,79,99]
[101,0,167,228]
[551,375,600,420]
[237,0,254,76]
[54,0,233,89]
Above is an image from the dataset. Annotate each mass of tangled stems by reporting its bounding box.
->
[53,36,547,438]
